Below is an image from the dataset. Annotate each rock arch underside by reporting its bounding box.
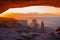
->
[0,0,60,13]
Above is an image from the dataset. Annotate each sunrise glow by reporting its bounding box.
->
[1,6,60,15]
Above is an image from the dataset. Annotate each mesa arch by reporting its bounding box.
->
[0,0,60,13]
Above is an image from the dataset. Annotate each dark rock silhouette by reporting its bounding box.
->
[39,21,46,33]
[30,19,39,32]
[0,17,59,40]
[0,17,18,28]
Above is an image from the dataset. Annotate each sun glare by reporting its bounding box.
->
[1,6,60,15]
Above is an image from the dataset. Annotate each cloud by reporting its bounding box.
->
[2,6,60,15]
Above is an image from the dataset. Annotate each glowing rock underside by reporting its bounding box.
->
[0,0,60,13]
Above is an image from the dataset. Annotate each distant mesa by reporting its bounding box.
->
[17,20,29,28]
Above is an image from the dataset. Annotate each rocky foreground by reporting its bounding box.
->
[0,28,60,40]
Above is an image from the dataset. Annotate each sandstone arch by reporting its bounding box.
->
[0,0,60,13]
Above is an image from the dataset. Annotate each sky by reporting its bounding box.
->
[0,6,60,28]
[2,6,60,15]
